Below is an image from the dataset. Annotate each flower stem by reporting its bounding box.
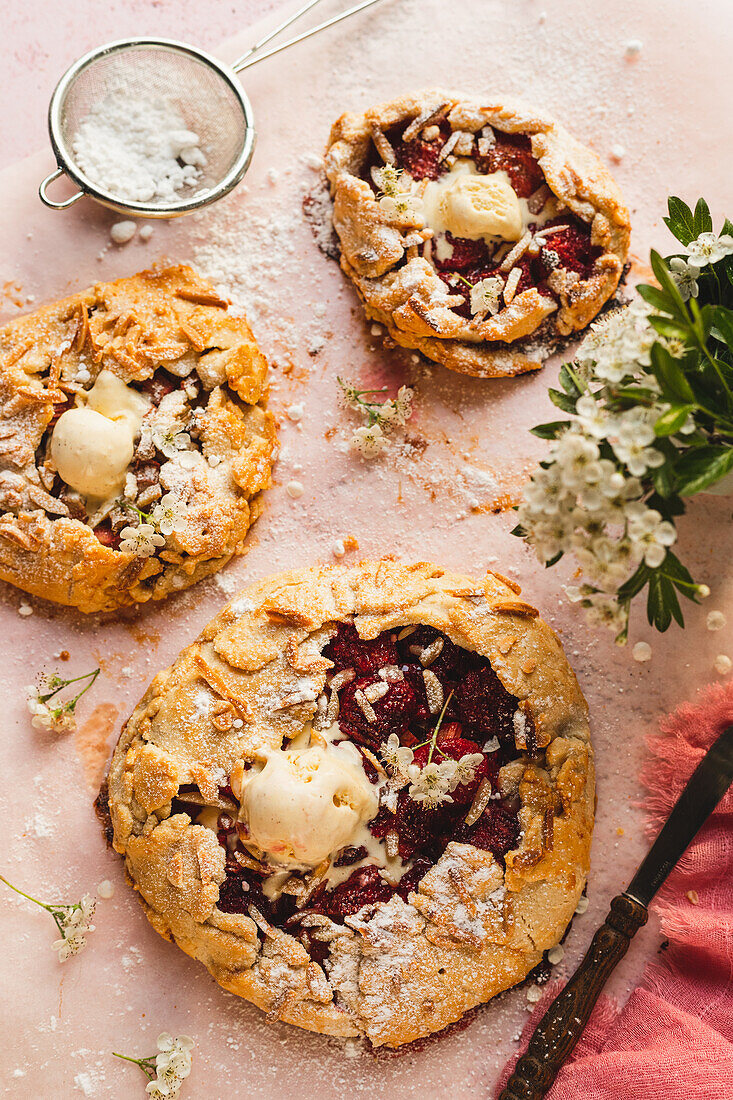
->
[426,690,455,765]
[112,1052,156,1081]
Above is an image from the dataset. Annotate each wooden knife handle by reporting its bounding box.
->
[498,894,648,1100]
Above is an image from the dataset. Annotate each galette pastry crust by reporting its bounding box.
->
[325,90,630,378]
[106,560,594,1047]
[0,265,275,612]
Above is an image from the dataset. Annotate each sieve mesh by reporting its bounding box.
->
[48,40,255,215]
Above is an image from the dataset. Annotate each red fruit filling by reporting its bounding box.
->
[361,116,602,322]
[211,622,532,953]
[475,132,545,198]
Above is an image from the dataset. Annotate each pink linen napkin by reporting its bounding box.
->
[496,681,733,1098]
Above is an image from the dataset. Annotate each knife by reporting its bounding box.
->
[499,722,733,1100]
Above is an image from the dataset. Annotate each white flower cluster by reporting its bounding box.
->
[51,894,96,961]
[146,1034,194,1099]
[517,301,679,635]
[380,733,483,807]
[340,380,414,459]
[668,231,733,301]
[119,492,189,556]
[26,686,76,732]
[371,165,423,222]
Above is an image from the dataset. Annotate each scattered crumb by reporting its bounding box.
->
[18,600,33,617]
[138,225,153,242]
[97,880,115,900]
[610,143,625,161]
[632,641,652,663]
[624,38,643,58]
[686,890,699,905]
[575,896,589,915]
[332,539,346,558]
[706,610,726,631]
[286,480,304,499]
[714,654,732,675]
[547,945,564,964]
[616,827,625,836]
[109,221,137,245]
[343,536,359,552]
[526,985,542,1003]
[287,403,304,422]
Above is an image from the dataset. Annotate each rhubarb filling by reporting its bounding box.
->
[186,622,535,965]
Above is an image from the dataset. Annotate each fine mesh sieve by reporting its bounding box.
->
[39,0,385,217]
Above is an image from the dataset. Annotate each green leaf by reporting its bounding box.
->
[530,420,571,439]
[654,405,694,436]
[663,196,696,246]
[674,444,733,495]
[651,461,676,498]
[648,315,690,340]
[544,551,563,568]
[616,562,650,602]
[637,283,677,316]
[646,570,677,632]
[510,523,527,538]
[649,342,695,402]
[693,197,713,237]
[710,306,733,354]
[558,364,583,397]
[548,388,578,414]
[650,250,688,320]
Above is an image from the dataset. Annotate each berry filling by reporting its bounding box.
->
[364,116,602,324]
[206,622,534,962]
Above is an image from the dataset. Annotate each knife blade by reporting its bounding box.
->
[499,722,733,1100]
[626,722,733,906]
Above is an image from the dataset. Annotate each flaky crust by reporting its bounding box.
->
[0,266,275,612]
[107,560,594,1047]
[325,90,630,378]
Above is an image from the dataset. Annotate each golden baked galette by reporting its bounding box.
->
[106,561,594,1047]
[0,265,275,612]
[325,91,630,378]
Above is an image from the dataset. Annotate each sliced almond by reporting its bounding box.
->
[464,777,493,826]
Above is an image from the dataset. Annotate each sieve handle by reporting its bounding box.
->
[39,167,84,210]
[233,0,386,72]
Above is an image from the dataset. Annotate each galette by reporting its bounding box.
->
[325,91,630,378]
[104,560,594,1047]
[0,265,275,612]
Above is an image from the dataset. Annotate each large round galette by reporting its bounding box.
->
[325,91,630,378]
[0,265,275,612]
[105,561,594,1047]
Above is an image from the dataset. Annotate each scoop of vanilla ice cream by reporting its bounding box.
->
[239,743,379,867]
[423,162,523,242]
[50,370,150,500]
[51,406,135,498]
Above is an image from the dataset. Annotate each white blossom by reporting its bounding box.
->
[686,232,733,268]
[152,424,192,460]
[625,504,677,567]
[669,256,700,300]
[350,424,386,459]
[151,493,188,537]
[51,895,96,961]
[119,522,165,557]
[380,733,415,778]
[449,753,484,787]
[470,277,503,316]
[26,689,76,732]
[146,1034,194,1097]
[379,386,413,426]
[408,761,454,806]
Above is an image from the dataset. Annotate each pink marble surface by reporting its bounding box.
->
[0,1,732,1097]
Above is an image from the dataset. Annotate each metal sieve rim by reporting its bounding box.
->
[45,37,257,218]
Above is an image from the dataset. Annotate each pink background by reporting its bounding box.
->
[1,1,732,1097]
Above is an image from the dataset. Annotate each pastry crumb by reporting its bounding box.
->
[526,985,542,1003]
[18,600,33,616]
[97,879,115,900]
[686,890,699,905]
[632,641,652,662]
[624,38,643,58]
[547,945,564,964]
[575,895,589,914]
[286,480,304,499]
